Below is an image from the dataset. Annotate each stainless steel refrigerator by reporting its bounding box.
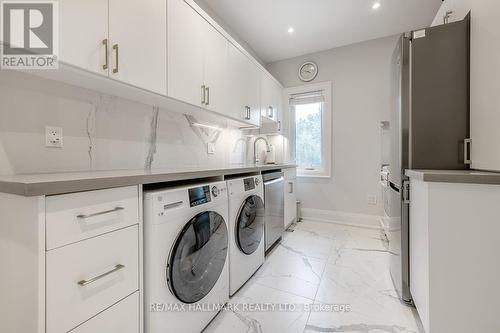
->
[387,14,470,304]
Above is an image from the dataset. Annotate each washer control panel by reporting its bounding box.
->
[244,177,255,191]
[188,185,211,207]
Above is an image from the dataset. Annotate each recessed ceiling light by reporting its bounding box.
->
[287,27,294,34]
[372,2,381,9]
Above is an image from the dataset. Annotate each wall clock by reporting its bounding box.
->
[298,61,318,82]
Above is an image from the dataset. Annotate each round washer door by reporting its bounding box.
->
[236,195,265,255]
[168,211,228,304]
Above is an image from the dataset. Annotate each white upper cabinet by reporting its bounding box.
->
[59,0,167,94]
[167,0,205,107]
[58,0,283,128]
[260,72,284,134]
[201,19,229,114]
[261,73,282,122]
[59,0,109,75]
[227,44,261,126]
[167,0,230,115]
[109,0,167,94]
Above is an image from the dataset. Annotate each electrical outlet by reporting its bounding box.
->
[45,126,63,148]
[368,195,377,205]
[207,142,215,155]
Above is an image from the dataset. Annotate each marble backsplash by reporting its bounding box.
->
[0,70,253,175]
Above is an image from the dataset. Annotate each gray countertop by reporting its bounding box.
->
[0,164,296,196]
[406,169,500,185]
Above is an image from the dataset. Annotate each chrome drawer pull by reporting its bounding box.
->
[77,207,125,219]
[78,264,125,286]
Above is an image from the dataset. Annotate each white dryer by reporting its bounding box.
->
[144,181,229,333]
[227,175,265,296]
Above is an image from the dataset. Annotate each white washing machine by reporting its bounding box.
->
[144,181,229,333]
[227,175,265,296]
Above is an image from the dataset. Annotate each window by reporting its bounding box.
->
[287,82,332,178]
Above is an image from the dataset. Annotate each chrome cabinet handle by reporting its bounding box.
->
[112,44,119,73]
[288,182,293,194]
[102,39,108,70]
[278,120,281,132]
[464,138,472,165]
[201,85,206,105]
[268,106,274,118]
[78,264,125,286]
[244,106,251,120]
[77,207,125,219]
[205,86,210,106]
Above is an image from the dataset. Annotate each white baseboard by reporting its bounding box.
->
[301,208,382,230]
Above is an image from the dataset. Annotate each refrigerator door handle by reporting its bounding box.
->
[464,138,472,165]
[402,180,410,204]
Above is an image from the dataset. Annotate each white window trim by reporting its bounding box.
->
[285,81,332,178]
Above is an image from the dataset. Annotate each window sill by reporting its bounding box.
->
[297,170,331,179]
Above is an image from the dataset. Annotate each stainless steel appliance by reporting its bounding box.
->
[388,14,470,304]
[263,171,284,252]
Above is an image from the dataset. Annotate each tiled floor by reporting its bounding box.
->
[204,220,422,333]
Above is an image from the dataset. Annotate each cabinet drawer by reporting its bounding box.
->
[46,226,139,333]
[70,292,139,333]
[284,168,297,180]
[46,186,139,250]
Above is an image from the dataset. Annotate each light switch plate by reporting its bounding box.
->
[207,142,215,155]
[45,126,63,148]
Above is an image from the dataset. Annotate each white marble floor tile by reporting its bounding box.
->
[204,283,312,333]
[204,220,423,333]
[252,245,326,300]
[279,228,334,261]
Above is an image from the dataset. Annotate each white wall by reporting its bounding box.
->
[0,70,247,175]
[432,0,500,171]
[267,35,399,217]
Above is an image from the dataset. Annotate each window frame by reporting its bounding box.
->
[286,81,332,178]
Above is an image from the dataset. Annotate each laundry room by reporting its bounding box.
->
[1,0,500,332]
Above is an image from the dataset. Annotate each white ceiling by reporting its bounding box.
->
[198,0,443,63]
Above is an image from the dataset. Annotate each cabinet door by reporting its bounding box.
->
[109,0,167,94]
[202,20,228,114]
[227,45,251,122]
[284,168,297,228]
[275,84,284,134]
[284,178,297,228]
[59,0,108,75]
[260,72,274,120]
[167,0,204,106]
[70,292,139,333]
[228,46,261,126]
[244,60,262,127]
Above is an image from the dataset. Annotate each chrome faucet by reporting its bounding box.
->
[253,137,271,164]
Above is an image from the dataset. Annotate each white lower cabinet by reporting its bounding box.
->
[0,185,144,333]
[409,178,500,333]
[284,168,297,228]
[45,186,139,250]
[70,292,139,333]
[46,225,139,333]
